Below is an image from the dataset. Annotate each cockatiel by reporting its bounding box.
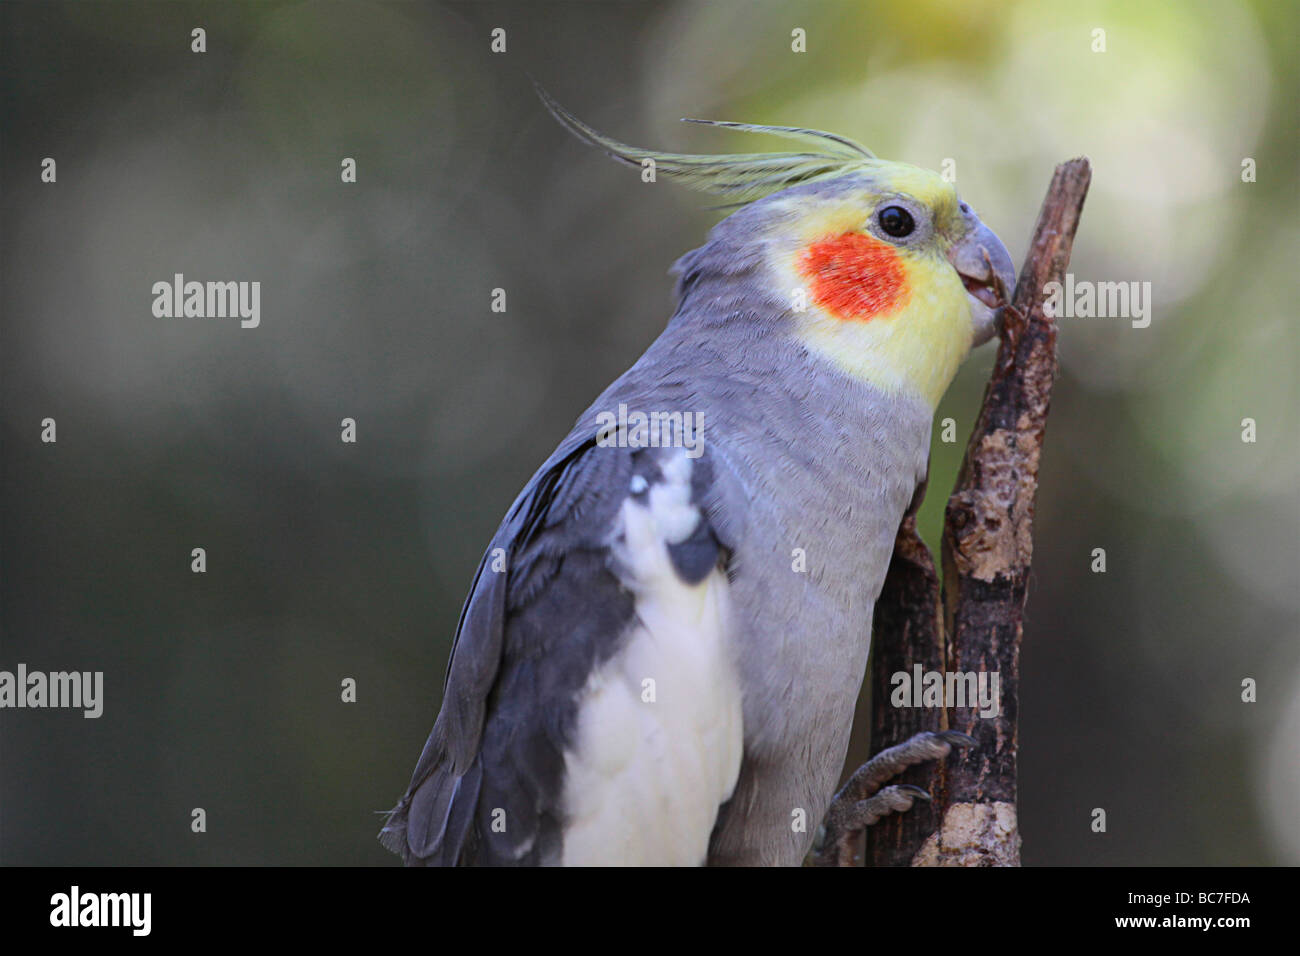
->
[381,88,1015,866]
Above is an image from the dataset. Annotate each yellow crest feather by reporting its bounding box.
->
[536,84,881,206]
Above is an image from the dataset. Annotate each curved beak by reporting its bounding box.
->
[947,213,1016,346]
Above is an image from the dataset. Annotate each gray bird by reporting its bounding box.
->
[381,92,1014,865]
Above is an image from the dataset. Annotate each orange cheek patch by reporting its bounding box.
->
[798,231,909,321]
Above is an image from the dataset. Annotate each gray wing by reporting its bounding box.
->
[380,431,734,865]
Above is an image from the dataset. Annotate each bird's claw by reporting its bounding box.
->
[809,730,973,867]
[893,784,932,800]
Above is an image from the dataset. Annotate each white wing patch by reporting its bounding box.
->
[560,451,744,866]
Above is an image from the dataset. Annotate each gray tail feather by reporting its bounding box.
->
[378,761,483,866]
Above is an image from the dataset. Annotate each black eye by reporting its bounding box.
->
[877,205,915,238]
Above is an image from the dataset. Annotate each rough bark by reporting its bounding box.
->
[860,483,947,867]
[864,158,1092,866]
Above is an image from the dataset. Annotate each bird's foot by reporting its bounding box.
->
[809,730,974,867]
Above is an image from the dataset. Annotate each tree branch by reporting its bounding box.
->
[865,158,1091,866]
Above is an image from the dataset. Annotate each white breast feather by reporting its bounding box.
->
[560,452,744,866]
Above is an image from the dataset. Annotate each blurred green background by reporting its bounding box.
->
[1,0,1296,865]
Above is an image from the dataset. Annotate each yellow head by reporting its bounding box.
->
[762,165,1014,407]
[539,87,1015,410]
